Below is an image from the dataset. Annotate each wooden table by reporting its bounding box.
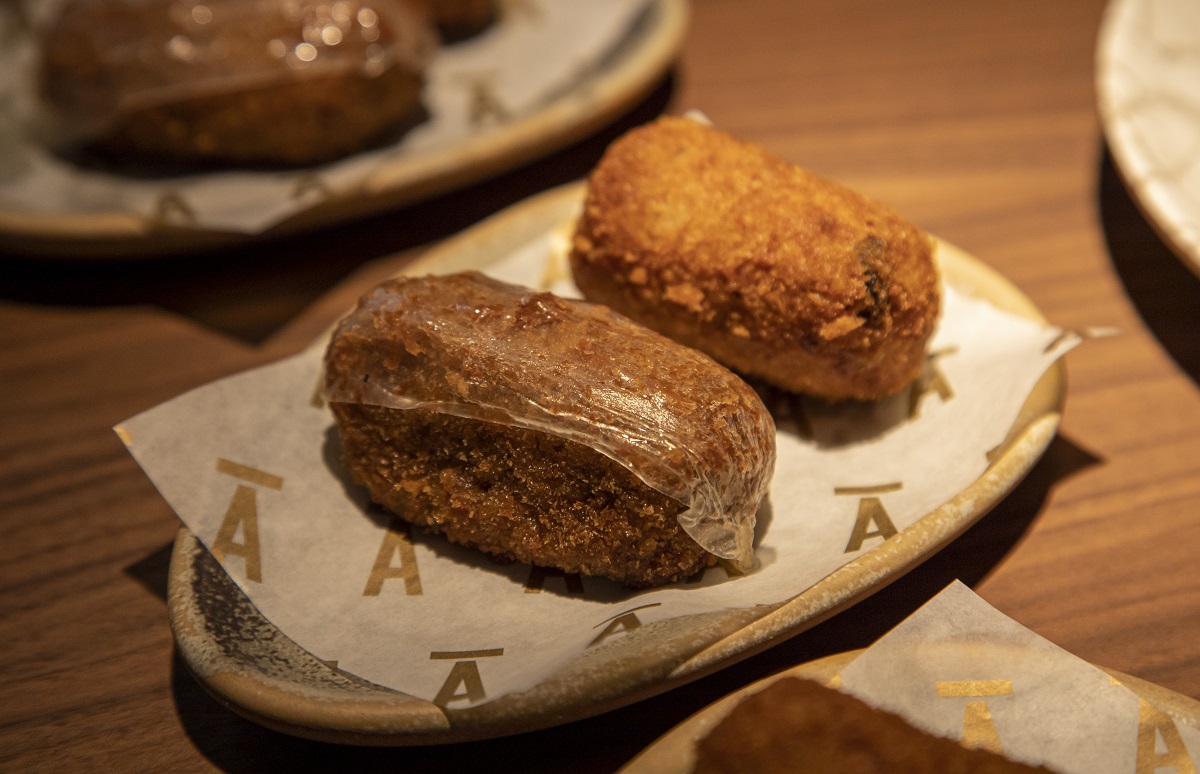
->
[4,0,1198,770]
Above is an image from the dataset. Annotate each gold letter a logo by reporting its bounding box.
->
[844,497,899,553]
[363,519,422,596]
[1136,698,1197,774]
[209,459,283,583]
[211,484,262,582]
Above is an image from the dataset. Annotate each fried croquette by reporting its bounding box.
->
[570,116,940,402]
[39,0,436,166]
[693,677,1058,774]
[324,272,776,588]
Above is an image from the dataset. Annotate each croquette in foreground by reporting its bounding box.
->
[324,272,776,587]
[693,677,1057,773]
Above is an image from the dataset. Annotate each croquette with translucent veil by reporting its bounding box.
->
[324,272,776,588]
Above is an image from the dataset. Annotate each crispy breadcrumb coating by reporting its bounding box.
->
[330,404,711,588]
[570,116,940,402]
[325,273,776,587]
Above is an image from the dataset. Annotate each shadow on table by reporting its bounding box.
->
[168,432,1100,774]
[0,74,676,346]
[124,538,174,603]
[1099,144,1200,387]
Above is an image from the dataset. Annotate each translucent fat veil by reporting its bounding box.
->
[322,272,777,568]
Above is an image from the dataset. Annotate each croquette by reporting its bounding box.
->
[39,0,436,166]
[693,677,1057,774]
[570,116,940,402]
[324,272,776,588]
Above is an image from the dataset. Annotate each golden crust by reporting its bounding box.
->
[330,404,715,588]
[570,116,940,402]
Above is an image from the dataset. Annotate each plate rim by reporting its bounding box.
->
[0,0,688,258]
[166,181,1067,745]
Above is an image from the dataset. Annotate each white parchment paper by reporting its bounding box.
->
[838,582,1200,773]
[116,228,1079,706]
[0,0,650,233]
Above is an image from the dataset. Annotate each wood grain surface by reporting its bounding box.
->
[3,0,1198,771]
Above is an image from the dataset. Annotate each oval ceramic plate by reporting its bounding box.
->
[0,0,686,258]
[619,649,1200,773]
[167,183,1066,745]
[1097,0,1200,276]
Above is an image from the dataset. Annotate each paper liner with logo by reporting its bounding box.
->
[322,272,777,568]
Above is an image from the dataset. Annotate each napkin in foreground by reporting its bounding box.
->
[837,582,1199,774]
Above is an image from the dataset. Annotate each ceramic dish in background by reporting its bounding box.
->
[1097,0,1200,277]
[0,0,686,258]
[166,183,1067,746]
[618,649,1200,774]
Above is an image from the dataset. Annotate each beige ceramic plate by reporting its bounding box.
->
[167,183,1066,745]
[0,0,686,258]
[620,649,1200,773]
[1097,0,1200,277]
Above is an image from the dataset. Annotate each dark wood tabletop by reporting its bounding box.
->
[4,0,1199,771]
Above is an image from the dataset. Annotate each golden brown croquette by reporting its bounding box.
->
[570,116,940,402]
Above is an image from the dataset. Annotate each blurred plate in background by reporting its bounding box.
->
[1097,0,1200,277]
[0,0,686,258]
